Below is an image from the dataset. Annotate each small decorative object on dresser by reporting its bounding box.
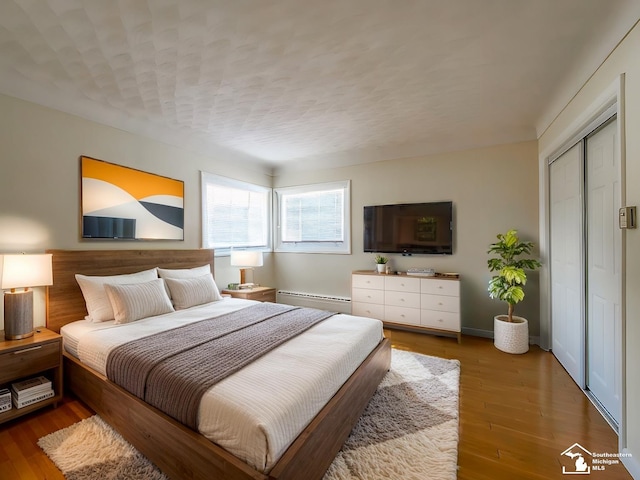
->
[487,229,542,354]
[0,328,63,424]
[352,271,461,342]
[374,254,388,273]
[221,286,276,303]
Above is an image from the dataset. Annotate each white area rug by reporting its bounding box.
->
[39,349,460,480]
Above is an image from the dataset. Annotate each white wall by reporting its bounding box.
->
[274,141,540,336]
[538,20,640,477]
[0,93,275,330]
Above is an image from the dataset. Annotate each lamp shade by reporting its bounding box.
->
[230,250,263,268]
[1,253,53,290]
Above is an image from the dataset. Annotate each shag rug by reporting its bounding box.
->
[38,349,460,480]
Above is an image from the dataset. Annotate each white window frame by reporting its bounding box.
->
[274,180,351,254]
[201,172,271,256]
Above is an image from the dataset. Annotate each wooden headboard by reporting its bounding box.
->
[45,249,215,333]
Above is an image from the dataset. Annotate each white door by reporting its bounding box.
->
[586,118,621,425]
[550,144,584,386]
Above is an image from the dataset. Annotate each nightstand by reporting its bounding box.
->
[0,328,63,424]
[222,286,277,303]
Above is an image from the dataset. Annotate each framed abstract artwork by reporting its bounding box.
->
[80,156,184,240]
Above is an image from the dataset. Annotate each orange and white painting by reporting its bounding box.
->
[81,156,184,240]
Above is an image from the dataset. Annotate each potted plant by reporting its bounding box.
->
[374,254,388,273]
[487,229,541,354]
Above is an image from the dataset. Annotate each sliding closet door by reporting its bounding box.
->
[550,143,584,386]
[586,118,621,425]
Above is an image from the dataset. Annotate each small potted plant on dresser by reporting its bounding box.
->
[487,229,541,354]
[374,254,388,273]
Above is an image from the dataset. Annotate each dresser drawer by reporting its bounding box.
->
[352,288,384,305]
[0,341,60,384]
[421,310,460,332]
[385,306,421,326]
[385,276,420,293]
[421,294,460,313]
[352,302,385,320]
[420,279,460,297]
[385,290,420,308]
[352,274,385,290]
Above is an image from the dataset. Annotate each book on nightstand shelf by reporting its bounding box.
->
[12,390,54,409]
[11,376,54,409]
[0,388,11,413]
[11,375,52,397]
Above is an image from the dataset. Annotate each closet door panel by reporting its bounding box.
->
[586,119,621,425]
[550,143,584,386]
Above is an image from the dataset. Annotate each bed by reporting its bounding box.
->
[46,249,391,480]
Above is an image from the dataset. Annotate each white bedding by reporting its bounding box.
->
[61,298,383,473]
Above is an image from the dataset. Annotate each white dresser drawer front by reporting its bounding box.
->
[352,274,385,290]
[385,306,421,326]
[420,279,460,297]
[385,276,420,293]
[352,302,385,319]
[385,290,420,308]
[352,288,384,305]
[421,294,460,313]
[421,310,460,331]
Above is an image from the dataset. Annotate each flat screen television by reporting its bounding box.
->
[363,201,453,255]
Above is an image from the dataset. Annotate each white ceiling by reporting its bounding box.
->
[0,1,638,174]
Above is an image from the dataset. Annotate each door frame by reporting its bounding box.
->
[538,75,626,447]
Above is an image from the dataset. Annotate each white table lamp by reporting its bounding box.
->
[1,253,53,340]
[229,250,263,285]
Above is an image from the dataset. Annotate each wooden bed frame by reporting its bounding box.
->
[46,249,391,480]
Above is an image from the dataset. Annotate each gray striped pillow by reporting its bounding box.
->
[164,274,222,310]
[105,278,175,324]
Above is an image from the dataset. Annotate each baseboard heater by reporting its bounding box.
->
[276,290,351,314]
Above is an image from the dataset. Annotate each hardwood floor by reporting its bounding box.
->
[386,329,631,480]
[0,396,92,480]
[0,331,632,479]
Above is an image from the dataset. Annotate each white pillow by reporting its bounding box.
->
[75,268,158,322]
[157,264,212,299]
[104,279,175,325]
[157,264,211,279]
[164,274,222,310]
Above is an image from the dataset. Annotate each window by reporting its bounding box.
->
[274,180,351,254]
[201,172,271,255]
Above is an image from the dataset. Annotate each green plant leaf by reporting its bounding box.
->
[487,258,504,271]
[503,229,518,247]
[374,254,388,264]
[505,285,525,303]
[500,266,526,285]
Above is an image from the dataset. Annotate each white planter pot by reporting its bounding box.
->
[376,264,386,273]
[494,315,529,354]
